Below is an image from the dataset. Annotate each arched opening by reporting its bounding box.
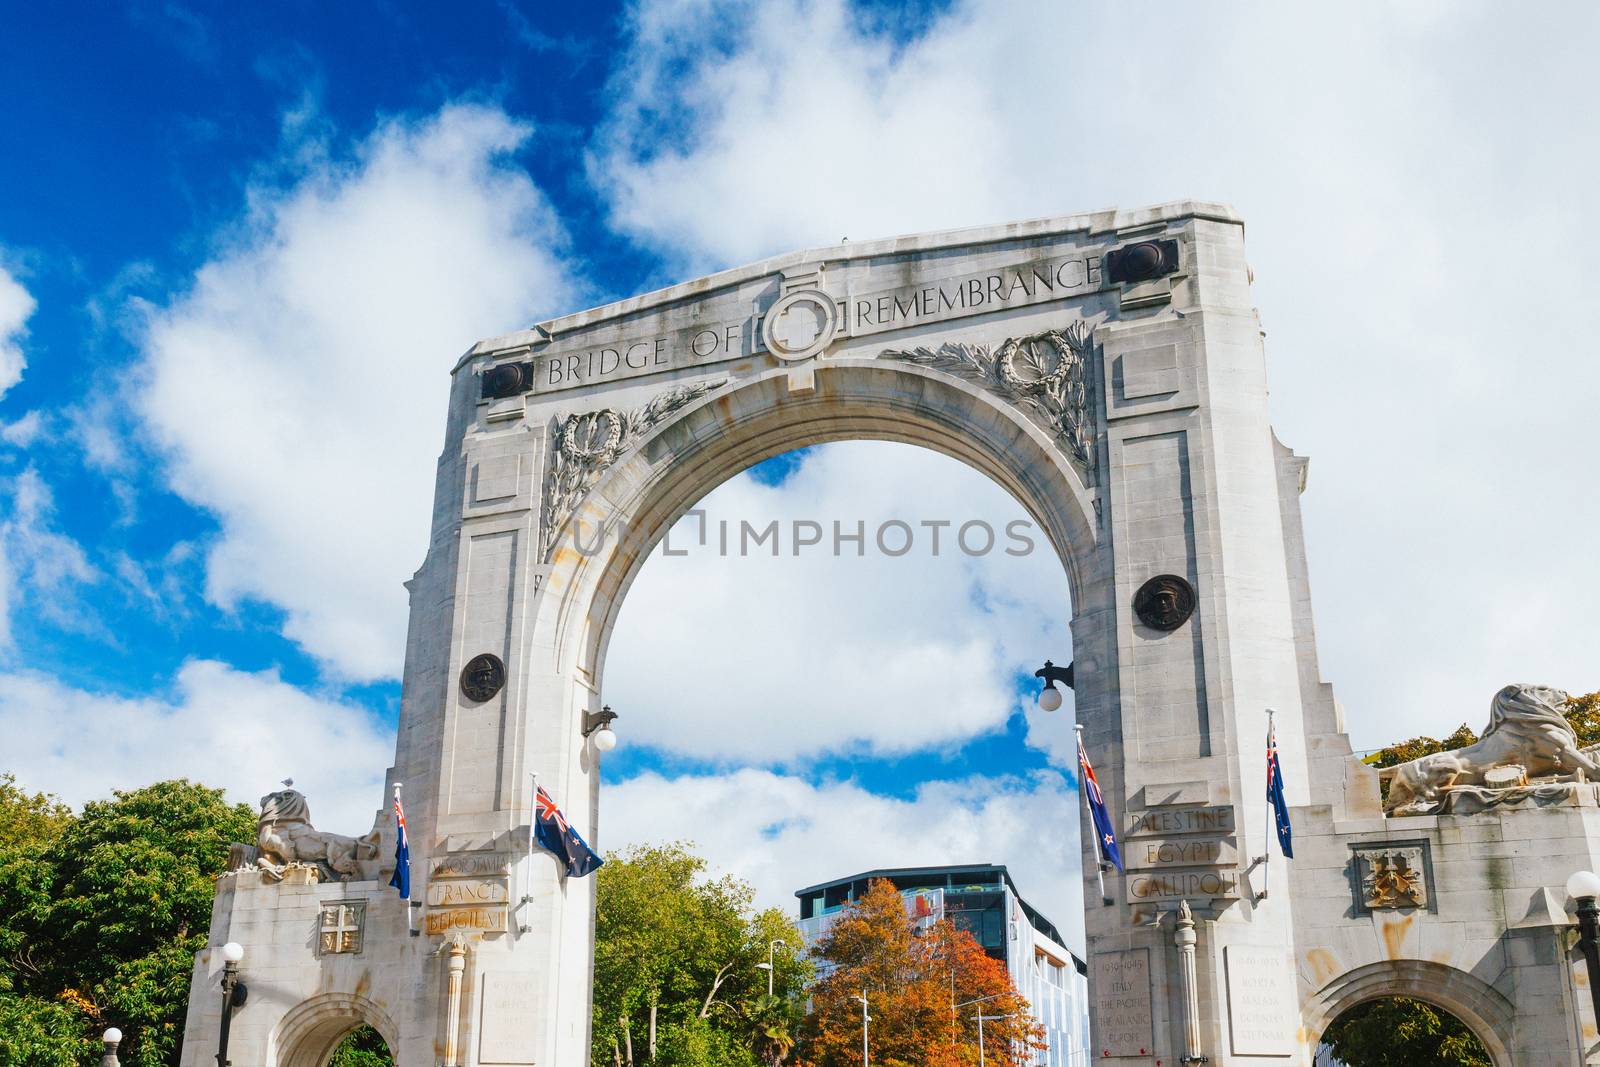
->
[270,993,400,1067]
[324,1025,393,1066]
[591,426,1090,1064]
[1315,996,1492,1067]
[1304,961,1514,1067]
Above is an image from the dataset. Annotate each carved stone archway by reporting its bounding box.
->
[270,992,400,1067]
[1305,960,1517,1067]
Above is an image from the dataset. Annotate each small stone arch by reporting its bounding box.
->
[1304,960,1516,1067]
[270,992,400,1067]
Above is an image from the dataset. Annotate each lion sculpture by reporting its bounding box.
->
[1381,683,1598,814]
[229,788,379,882]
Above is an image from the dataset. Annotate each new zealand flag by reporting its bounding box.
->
[533,785,603,878]
[1267,722,1295,859]
[1077,734,1124,873]
[388,789,410,900]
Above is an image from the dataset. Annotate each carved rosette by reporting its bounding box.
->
[879,323,1096,483]
[540,380,724,559]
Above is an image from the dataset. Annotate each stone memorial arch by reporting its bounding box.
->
[180,201,1600,1065]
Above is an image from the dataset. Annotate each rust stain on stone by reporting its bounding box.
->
[1380,914,1414,959]
[355,971,371,999]
[1305,948,1340,986]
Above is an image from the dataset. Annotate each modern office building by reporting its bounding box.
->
[794,864,1090,1067]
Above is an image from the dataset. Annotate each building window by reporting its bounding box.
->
[319,901,366,955]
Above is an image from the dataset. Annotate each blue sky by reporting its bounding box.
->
[2,1,1597,948]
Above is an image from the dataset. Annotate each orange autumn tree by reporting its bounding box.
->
[797,879,1045,1067]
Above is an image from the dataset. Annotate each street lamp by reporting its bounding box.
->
[755,938,788,997]
[215,941,248,1067]
[1033,660,1073,712]
[1567,870,1600,1026]
[584,705,619,752]
[975,1012,1015,1067]
[855,991,870,1067]
[101,1027,122,1067]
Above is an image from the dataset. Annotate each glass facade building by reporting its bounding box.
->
[794,864,1090,1067]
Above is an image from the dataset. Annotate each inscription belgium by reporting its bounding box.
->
[491,249,1112,397]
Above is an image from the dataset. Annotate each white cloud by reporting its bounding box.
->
[133,104,580,681]
[594,0,1600,746]
[0,659,393,833]
[1,411,45,448]
[604,767,1086,952]
[0,467,99,646]
[605,442,1070,763]
[0,262,36,399]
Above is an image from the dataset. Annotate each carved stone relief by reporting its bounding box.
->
[540,380,724,559]
[879,323,1096,483]
[1352,843,1430,911]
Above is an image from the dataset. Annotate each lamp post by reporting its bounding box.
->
[975,1012,1014,1067]
[1033,660,1074,711]
[755,937,787,997]
[1566,871,1600,1027]
[214,941,248,1067]
[855,991,870,1066]
[100,1028,122,1067]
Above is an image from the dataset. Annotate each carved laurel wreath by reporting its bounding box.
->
[540,381,723,560]
[879,322,1096,482]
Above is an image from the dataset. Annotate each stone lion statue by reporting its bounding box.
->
[1381,684,1598,814]
[229,788,379,882]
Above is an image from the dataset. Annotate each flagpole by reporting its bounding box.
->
[394,782,413,934]
[1076,724,1109,906]
[1264,709,1275,902]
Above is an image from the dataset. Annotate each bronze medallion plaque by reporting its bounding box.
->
[460,653,506,702]
[1133,574,1196,631]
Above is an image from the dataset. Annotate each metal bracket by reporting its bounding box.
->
[582,705,618,737]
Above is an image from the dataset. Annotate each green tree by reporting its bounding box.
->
[327,1025,395,1067]
[592,842,809,1067]
[0,774,71,854]
[1319,996,1491,1067]
[0,777,255,1067]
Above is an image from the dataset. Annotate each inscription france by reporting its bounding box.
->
[1092,948,1154,1058]
[427,878,510,907]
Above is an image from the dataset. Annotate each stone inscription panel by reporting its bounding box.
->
[1125,836,1238,870]
[1129,867,1239,903]
[479,972,539,1064]
[1092,948,1153,1058]
[1226,945,1295,1056]
[433,851,514,877]
[428,877,510,907]
[424,906,509,936]
[1127,805,1234,837]
[491,241,1123,397]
